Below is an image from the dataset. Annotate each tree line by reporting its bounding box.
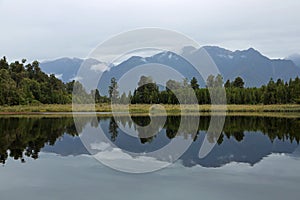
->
[111,74,300,105]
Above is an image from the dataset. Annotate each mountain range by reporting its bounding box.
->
[40,46,300,95]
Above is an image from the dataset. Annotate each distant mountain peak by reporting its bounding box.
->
[203,45,232,52]
[244,47,260,54]
[150,51,180,61]
[247,47,256,51]
[203,46,262,57]
[202,46,234,58]
[232,47,268,60]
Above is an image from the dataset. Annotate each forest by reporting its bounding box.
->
[2,57,300,106]
[0,57,72,105]
[0,57,108,105]
[115,75,300,105]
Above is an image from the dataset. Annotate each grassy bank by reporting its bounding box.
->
[1,104,300,114]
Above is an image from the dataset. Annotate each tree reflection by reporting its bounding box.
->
[1,115,300,165]
[221,116,300,144]
[0,117,93,164]
[131,116,158,144]
[112,115,300,145]
[109,117,118,142]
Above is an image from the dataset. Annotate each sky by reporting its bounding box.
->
[1,0,300,62]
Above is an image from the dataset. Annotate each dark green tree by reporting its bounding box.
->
[232,77,245,88]
[224,80,231,88]
[190,77,199,90]
[108,77,119,102]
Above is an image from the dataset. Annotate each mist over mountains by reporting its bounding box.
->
[40,57,101,82]
[40,46,300,95]
[286,53,300,68]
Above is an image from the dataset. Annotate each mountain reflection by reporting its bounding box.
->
[1,115,300,167]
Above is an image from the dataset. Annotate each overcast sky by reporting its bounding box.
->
[1,0,300,62]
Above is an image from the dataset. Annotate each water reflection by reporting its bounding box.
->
[1,115,300,167]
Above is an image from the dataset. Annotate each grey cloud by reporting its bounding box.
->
[1,0,300,61]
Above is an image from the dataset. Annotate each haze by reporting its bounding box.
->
[1,0,300,61]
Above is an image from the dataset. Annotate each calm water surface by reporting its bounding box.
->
[1,115,300,200]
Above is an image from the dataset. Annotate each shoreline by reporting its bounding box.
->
[1,104,300,118]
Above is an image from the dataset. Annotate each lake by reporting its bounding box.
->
[1,114,300,200]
